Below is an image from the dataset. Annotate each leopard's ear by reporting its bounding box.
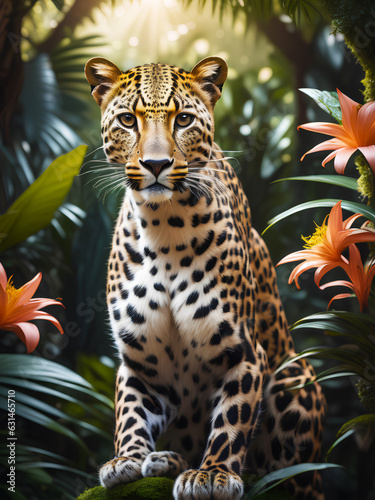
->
[85,57,122,107]
[191,57,228,106]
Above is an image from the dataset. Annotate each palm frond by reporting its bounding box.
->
[20,54,81,158]
[51,34,107,99]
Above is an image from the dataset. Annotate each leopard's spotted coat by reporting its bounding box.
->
[85,56,326,500]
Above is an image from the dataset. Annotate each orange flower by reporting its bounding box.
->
[299,90,375,175]
[0,263,64,353]
[320,245,375,312]
[277,201,375,289]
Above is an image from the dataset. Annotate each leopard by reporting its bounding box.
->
[85,56,326,500]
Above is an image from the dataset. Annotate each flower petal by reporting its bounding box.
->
[321,150,340,168]
[17,311,64,335]
[298,121,351,141]
[289,260,323,288]
[0,285,8,322]
[357,100,375,139]
[314,262,344,287]
[320,279,354,291]
[5,299,64,325]
[325,201,343,243]
[277,249,312,266]
[3,322,40,353]
[343,213,364,229]
[358,145,375,175]
[16,273,42,306]
[0,262,7,290]
[363,122,375,145]
[333,148,356,174]
[339,228,375,249]
[300,139,349,162]
[337,89,359,140]
[327,293,353,310]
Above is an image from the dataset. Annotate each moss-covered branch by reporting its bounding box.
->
[76,476,293,500]
[323,0,375,102]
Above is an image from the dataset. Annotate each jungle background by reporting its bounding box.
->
[1,0,374,499]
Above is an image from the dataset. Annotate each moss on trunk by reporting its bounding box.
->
[323,0,375,102]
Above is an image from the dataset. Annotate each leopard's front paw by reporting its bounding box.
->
[142,451,190,479]
[173,468,244,500]
[99,456,143,488]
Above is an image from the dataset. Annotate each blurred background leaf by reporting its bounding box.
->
[0,146,87,251]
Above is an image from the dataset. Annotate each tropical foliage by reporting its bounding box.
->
[275,85,375,495]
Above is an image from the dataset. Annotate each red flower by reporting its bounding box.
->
[0,263,64,353]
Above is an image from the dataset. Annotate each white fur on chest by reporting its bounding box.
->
[108,190,229,381]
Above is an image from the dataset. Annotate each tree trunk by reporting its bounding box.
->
[0,0,26,142]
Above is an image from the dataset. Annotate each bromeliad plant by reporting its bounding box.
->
[278,200,375,311]
[0,262,64,353]
[272,87,375,463]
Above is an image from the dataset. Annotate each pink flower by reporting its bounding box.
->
[299,90,375,175]
[0,263,64,353]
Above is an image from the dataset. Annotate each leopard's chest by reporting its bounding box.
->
[107,192,244,390]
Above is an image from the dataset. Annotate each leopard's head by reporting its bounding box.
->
[85,57,228,203]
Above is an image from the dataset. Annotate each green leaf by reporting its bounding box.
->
[0,483,28,500]
[338,413,375,436]
[264,198,375,233]
[0,354,90,385]
[0,146,87,251]
[274,349,324,375]
[0,355,113,407]
[326,429,355,461]
[291,311,375,352]
[275,345,366,378]
[244,463,342,498]
[326,415,375,460]
[299,88,342,123]
[15,445,73,465]
[0,376,111,420]
[273,175,358,191]
[0,395,87,449]
[18,461,95,479]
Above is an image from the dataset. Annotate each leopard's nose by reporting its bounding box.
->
[140,158,174,177]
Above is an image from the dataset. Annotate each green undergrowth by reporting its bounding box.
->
[76,476,292,500]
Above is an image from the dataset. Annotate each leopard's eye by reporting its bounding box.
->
[175,113,194,128]
[118,113,136,128]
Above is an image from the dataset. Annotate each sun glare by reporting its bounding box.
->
[74,0,272,76]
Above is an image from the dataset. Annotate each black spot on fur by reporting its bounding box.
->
[180,256,193,267]
[181,435,193,451]
[232,431,245,454]
[241,373,253,394]
[240,403,251,423]
[168,216,184,227]
[227,405,239,425]
[126,377,148,394]
[211,433,228,455]
[134,285,147,298]
[205,256,217,272]
[275,392,293,412]
[195,230,214,255]
[125,243,143,264]
[192,270,204,282]
[127,304,145,324]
